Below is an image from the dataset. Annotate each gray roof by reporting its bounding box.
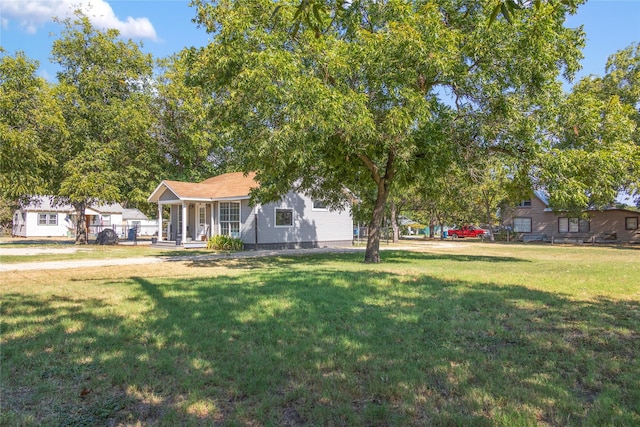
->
[21,196,123,213]
[90,203,124,214]
[122,208,149,221]
[533,190,550,206]
[399,215,422,226]
[22,197,73,212]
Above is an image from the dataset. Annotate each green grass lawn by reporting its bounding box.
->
[1,243,639,426]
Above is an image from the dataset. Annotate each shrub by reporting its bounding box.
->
[207,235,244,251]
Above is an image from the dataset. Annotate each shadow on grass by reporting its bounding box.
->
[182,250,530,270]
[2,265,639,426]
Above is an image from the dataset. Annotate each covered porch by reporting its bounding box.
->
[148,172,257,249]
[153,201,213,248]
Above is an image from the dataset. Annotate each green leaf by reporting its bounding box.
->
[489,4,501,25]
[312,4,323,26]
[270,5,282,21]
[501,3,513,24]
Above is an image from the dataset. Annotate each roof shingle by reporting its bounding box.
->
[149,172,259,202]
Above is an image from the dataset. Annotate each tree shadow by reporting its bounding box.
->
[2,265,638,425]
[181,250,529,270]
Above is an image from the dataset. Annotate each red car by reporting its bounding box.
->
[447,225,486,238]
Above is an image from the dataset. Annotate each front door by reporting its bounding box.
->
[197,204,208,241]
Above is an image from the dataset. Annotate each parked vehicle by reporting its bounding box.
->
[447,225,486,238]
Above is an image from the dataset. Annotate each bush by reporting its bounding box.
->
[207,235,244,251]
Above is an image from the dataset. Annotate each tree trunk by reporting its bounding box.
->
[429,217,436,239]
[485,198,495,242]
[74,202,88,244]
[360,149,395,263]
[390,201,399,243]
[364,182,390,263]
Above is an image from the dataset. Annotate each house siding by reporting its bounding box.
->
[239,200,254,243]
[13,210,72,237]
[159,188,179,202]
[245,192,353,249]
[509,196,555,236]
[587,210,639,242]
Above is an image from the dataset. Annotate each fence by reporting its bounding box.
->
[87,224,158,239]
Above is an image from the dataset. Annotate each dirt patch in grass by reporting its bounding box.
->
[0,246,87,256]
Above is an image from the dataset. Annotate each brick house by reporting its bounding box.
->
[503,191,640,244]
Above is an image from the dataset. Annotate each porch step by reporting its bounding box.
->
[153,240,179,248]
[152,240,207,249]
[183,241,207,249]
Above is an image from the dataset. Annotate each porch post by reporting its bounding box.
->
[182,202,188,244]
[210,202,215,238]
[157,203,163,242]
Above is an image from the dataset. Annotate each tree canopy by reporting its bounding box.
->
[189,0,584,262]
[153,53,227,182]
[0,50,66,202]
[50,13,157,242]
[537,43,640,211]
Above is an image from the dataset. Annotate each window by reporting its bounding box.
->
[275,208,293,227]
[220,202,240,237]
[312,200,328,211]
[558,217,589,233]
[199,207,206,225]
[513,217,532,233]
[626,217,639,230]
[101,215,111,226]
[38,213,58,225]
[517,199,532,208]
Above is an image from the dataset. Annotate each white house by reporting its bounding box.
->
[147,172,354,249]
[12,197,124,238]
[121,208,158,237]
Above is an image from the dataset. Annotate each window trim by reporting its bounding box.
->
[219,201,241,238]
[38,212,58,226]
[312,200,328,211]
[513,217,532,233]
[558,217,590,233]
[199,206,206,225]
[275,207,294,227]
[626,217,639,230]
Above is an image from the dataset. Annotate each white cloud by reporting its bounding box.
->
[0,0,157,40]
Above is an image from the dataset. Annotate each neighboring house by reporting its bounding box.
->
[12,196,124,238]
[399,216,425,235]
[503,191,640,244]
[121,208,157,237]
[85,203,125,236]
[147,172,353,249]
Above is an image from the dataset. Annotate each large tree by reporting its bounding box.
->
[0,50,66,202]
[50,14,157,243]
[537,44,640,211]
[190,0,584,262]
[153,54,227,182]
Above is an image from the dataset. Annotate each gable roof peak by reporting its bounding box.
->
[533,190,550,206]
[148,171,259,203]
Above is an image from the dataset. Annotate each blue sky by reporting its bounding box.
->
[1,0,639,85]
